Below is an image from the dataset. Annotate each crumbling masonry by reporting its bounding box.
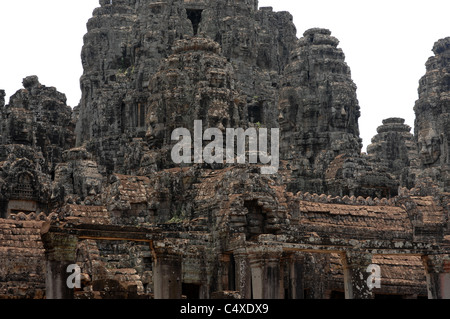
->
[1,0,450,299]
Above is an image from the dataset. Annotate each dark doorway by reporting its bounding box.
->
[248,103,263,124]
[329,290,345,299]
[375,294,403,299]
[244,200,265,240]
[186,9,203,35]
[182,283,201,299]
[228,254,236,291]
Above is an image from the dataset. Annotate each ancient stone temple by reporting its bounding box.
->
[1,0,450,300]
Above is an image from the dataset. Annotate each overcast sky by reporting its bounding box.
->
[1,1,449,151]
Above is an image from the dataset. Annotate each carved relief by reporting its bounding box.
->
[418,128,442,165]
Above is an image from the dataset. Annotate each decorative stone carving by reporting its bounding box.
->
[414,37,450,191]
[1,1,450,301]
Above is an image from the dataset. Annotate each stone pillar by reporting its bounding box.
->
[341,251,374,299]
[233,249,252,299]
[422,255,450,299]
[153,247,182,299]
[248,247,283,299]
[41,227,79,299]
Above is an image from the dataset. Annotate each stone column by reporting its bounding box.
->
[41,228,79,299]
[422,255,450,299]
[153,247,182,299]
[341,251,374,299]
[248,247,283,299]
[233,249,252,299]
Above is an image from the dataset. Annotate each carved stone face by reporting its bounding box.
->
[331,102,349,129]
[10,111,33,145]
[418,128,441,165]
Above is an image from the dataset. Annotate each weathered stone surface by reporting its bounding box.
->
[367,117,419,189]
[0,219,46,299]
[0,90,5,108]
[278,28,362,195]
[414,37,450,192]
[74,0,297,174]
[51,147,104,205]
[1,1,450,300]
[1,76,75,172]
[0,145,52,218]
[0,76,76,218]
[143,37,247,172]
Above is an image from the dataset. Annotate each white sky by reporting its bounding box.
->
[1,1,449,151]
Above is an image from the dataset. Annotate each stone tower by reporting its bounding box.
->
[278,28,362,194]
[143,38,247,170]
[0,76,75,218]
[414,37,450,191]
[367,117,419,189]
[74,0,297,174]
[2,0,450,301]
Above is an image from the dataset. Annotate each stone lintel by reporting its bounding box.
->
[252,236,443,256]
[41,220,163,243]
